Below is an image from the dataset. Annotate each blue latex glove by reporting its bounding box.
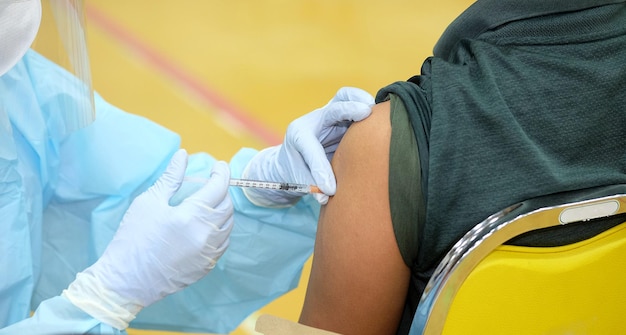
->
[62,149,234,330]
[243,87,374,207]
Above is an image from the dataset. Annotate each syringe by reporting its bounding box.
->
[184,177,322,194]
[229,178,322,194]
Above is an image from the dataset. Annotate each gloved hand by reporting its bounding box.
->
[243,87,374,207]
[62,149,234,330]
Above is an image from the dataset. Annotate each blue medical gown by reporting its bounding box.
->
[0,50,319,334]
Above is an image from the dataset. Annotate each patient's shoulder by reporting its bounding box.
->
[331,100,391,177]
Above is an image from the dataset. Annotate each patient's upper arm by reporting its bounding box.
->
[299,100,410,335]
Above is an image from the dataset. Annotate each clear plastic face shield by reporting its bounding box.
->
[0,0,95,130]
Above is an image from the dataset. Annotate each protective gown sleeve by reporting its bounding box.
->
[12,50,320,333]
[34,101,320,335]
[0,50,166,333]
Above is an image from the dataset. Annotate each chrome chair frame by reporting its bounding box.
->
[409,190,626,335]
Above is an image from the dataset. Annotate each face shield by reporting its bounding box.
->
[0,0,95,130]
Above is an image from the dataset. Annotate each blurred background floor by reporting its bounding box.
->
[81,1,474,334]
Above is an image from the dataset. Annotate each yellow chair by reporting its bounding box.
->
[412,185,626,335]
[255,185,626,335]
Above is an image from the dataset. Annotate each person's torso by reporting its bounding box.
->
[384,1,626,333]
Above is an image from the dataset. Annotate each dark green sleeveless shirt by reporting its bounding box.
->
[377,1,626,333]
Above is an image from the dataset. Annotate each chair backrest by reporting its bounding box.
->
[410,186,626,335]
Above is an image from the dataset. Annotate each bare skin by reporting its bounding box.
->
[299,100,411,335]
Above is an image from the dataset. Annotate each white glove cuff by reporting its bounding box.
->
[62,272,142,330]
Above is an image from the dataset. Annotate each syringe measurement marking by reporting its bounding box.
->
[183,177,322,194]
[231,178,318,193]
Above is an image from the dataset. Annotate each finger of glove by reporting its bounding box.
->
[182,160,231,215]
[196,200,233,267]
[322,101,373,127]
[204,231,231,270]
[205,204,234,250]
[203,194,234,237]
[292,136,336,196]
[324,142,340,161]
[331,87,375,105]
[313,192,330,205]
[152,149,188,200]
